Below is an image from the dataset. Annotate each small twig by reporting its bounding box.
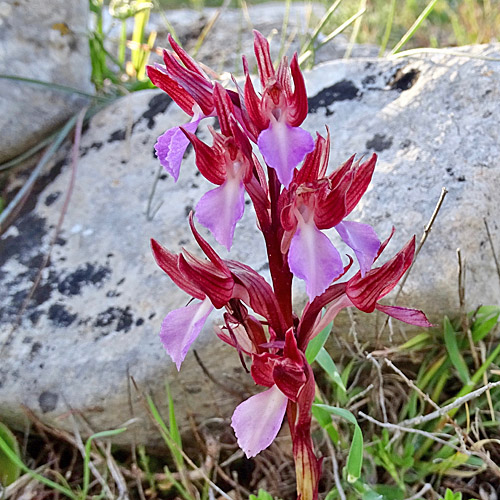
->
[366,354,387,422]
[324,434,346,500]
[193,350,245,398]
[457,249,480,370]
[146,164,164,220]
[358,411,468,454]
[346,383,374,408]
[398,381,500,427]
[404,483,433,500]
[70,419,114,499]
[484,217,500,288]
[393,187,448,303]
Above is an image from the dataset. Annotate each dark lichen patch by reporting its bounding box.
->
[94,306,134,334]
[45,192,61,206]
[308,80,360,114]
[108,129,126,143]
[141,93,172,129]
[48,303,77,327]
[388,67,420,91]
[30,341,42,360]
[57,263,111,296]
[366,134,393,152]
[136,318,144,326]
[39,391,58,413]
[0,213,47,268]
[29,310,43,325]
[362,75,376,87]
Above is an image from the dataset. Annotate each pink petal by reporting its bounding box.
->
[195,177,245,250]
[288,222,344,300]
[154,119,201,181]
[336,221,380,276]
[159,296,213,370]
[231,385,288,458]
[376,304,433,327]
[258,121,314,188]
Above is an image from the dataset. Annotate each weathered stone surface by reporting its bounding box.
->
[1,44,500,444]
[0,0,92,163]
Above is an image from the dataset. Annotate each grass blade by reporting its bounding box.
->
[166,382,184,470]
[0,422,20,487]
[378,0,397,56]
[305,321,333,364]
[316,347,346,393]
[81,428,127,499]
[0,433,77,499]
[390,0,440,55]
[443,316,470,384]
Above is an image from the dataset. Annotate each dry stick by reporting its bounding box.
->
[457,249,480,370]
[366,354,388,423]
[324,433,346,500]
[69,418,114,500]
[393,187,448,303]
[404,483,433,500]
[384,359,466,448]
[0,107,88,358]
[375,187,448,341]
[398,380,500,427]
[384,359,500,475]
[358,411,467,453]
[484,217,500,287]
[193,349,245,398]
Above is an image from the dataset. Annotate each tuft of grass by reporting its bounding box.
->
[310,304,500,499]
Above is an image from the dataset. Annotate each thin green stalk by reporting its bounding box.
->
[0,434,77,499]
[378,0,396,56]
[278,0,292,61]
[344,0,366,59]
[390,0,440,55]
[299,6,366,66]
[119,20,127,66]
[0,134,56,172]
[0,75,104,101]
[300,0,343,57]
[0,114,79,231]
[81,428,127,499]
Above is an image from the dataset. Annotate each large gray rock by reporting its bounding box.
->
[1,44,500,444]
[0,0,92,163]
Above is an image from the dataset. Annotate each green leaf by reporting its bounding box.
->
[347,424,363,483]
[82,428,127,498]
[312,404,363,482]
[316,348,346,392]
[0,422,20,487]
[305,321,332,364]
[471,305,500,342]
[166,382,184,469]
[312,402,340,444]
[249,489,274,500]
[443,316,470,384]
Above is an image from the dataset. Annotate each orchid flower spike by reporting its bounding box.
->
[244,31,314,187]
